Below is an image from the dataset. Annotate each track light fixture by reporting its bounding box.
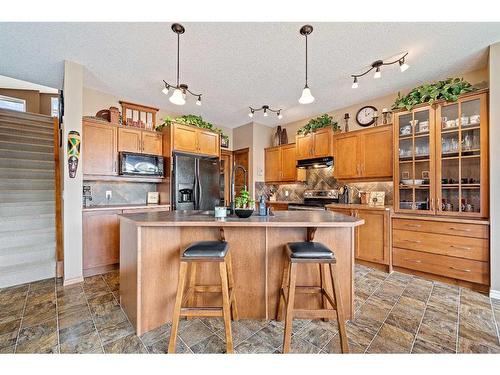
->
[162,23,203,105]
[248,105,283,120]
[351,52,409,89]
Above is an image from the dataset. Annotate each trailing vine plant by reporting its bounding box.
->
[392,78,475,111]
[296,113,340,135]
[155,114,229,145]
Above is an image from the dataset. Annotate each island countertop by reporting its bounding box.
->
[119,210,365,227]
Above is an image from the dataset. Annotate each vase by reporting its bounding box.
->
[274,126,282,146]
[280,128,288,145]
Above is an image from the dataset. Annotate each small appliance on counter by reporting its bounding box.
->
[339,185,360,204]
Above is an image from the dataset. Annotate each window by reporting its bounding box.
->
[50,97,59,117]
[0,95,26,112]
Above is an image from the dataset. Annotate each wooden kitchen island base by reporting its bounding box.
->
[119,211,363,335]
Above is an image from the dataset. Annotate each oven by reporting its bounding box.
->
[287,189,340,211]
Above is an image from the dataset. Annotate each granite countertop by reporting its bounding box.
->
[83,203,171,212]
[325,203,393,211]
[120,210,365,228]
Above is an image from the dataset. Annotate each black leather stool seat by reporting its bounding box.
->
[286,242,334,260]
[182,241,229,258]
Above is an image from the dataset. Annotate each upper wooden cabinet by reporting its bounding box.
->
[165,122,220,157]
[83,119,118,176]
[394,90,488,218]
[333,125,393,181]
[118,128,162,156]
[295,127,333,160]
[265,143,305,183]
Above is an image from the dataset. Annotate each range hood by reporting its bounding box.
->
[296,156,333,169]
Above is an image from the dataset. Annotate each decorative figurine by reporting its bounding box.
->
[67,130,81,178]
[373,110,379,126]
[344,113,350,132]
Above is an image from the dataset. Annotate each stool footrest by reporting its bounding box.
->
[293,309,337,320]
[180,307,223,317]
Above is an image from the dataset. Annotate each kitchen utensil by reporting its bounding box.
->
[470,114,480,124]
[359,192,369,205]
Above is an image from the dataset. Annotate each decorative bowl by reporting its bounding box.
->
[235,208,254,218]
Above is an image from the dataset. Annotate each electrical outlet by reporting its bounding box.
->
[106,190,112,200]
[285,190,289,197]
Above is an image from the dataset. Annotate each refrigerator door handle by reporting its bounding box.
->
[194,159,201,210]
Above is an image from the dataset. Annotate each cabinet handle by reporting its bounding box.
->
[405,258,422,263]
[114,160,117,173]
[404,239,422,244]
[450,245,472,251]
[449,266,471,273]
[448,227,471,232]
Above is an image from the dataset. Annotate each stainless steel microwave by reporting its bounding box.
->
[118,152,164,177]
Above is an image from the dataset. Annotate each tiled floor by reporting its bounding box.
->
[1,264,499,354]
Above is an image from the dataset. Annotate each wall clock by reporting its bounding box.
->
[356,106,377,127]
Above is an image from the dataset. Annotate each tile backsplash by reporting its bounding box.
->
[83,181,157,206]
[255,166,393,205]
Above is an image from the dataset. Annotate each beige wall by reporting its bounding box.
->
[39,93,58,116]
[233,122,254,195]
[0,88,40,113]
[489,45,500,297]
[252,122,275,183]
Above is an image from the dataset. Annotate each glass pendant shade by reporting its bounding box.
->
[162,87,169,95]
[399,61,410,72]
[374,68,381,79]
[169,88,186,105]
[299,86,315,104]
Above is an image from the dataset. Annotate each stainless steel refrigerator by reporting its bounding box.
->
[172,152,221,211]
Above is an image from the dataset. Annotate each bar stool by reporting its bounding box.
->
[168,229,238,353]
[277,228,349,353]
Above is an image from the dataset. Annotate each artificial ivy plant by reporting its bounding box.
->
[392,78,475,111]
[296,113,340,135]
[155,114,229,145]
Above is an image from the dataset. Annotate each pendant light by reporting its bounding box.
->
[298,25,315,104]
[162,23,202,106]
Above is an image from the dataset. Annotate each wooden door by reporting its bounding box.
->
[172,123,198,153]
[83,210,120,270]
[197,129,220,156]
[233,148,249,195]
[265,146,281,182]
[312,128,332,157]
[296,134,313,160]
[280,144,298,182]
[83,121,117,175]
[142,131,162,155]
[334,133,360,179]
[361,126,393,179]
[118,128,141,153]
[355,210,389,264]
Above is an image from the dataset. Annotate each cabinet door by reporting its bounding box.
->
[328,208,354,216]
[334,134,360,179]
[313,129,332,157]
[356,210,389,264]
[296,134,313,160]
[198,129,219,156]
[281,144,297,181]
[265,147,281,182]
[83,122,117,175]
[142,131,162,155]
[361,127,393,179]
[118,128,142,153]
[83,210,120,270]
[173,124,198,153]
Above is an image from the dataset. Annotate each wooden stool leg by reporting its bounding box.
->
[283,262,297,353]
[329,263,349,354]
[277,257,290,321]
[219,260,234,353]
[226,252,239,321]
[168,261,188,353]
[186,262,197,319]
[319,263,329,322]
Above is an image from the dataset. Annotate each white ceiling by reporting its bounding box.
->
[0,22,499,128]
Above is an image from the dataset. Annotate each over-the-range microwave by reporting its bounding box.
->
[118,152,165,177]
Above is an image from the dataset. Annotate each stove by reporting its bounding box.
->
[288,189,340,211]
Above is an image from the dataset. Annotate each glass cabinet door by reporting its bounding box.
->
[395,107,434,213]
[436,93,486,217]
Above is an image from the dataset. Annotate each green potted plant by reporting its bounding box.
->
[155,114,229,145]
[234,188,255,218]
[296,113,340,135]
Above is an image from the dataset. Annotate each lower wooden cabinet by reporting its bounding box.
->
[266,202,289,211]
[392,217,490,287]
[327,207,390,266]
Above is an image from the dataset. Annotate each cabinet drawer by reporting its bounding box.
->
[393,248,489,285]
[393,218,488,239]
[393,229,488,261]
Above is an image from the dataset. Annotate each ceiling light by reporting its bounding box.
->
[248,105,282,119]
[351,77,358,89]
[399,58,410,72]
[298,25,315,105]
[162,23,202,106]
[350,52,409,86]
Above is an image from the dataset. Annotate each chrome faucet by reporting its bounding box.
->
[229,164,247,214]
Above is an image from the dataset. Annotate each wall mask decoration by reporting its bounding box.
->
[67,130,81,178]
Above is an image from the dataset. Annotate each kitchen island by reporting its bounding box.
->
[119,210,364,335]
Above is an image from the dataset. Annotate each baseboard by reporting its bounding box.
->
[490,289,500,300]
[63,275,84,286]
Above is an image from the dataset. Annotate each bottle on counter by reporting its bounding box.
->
[259,195,267,216]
